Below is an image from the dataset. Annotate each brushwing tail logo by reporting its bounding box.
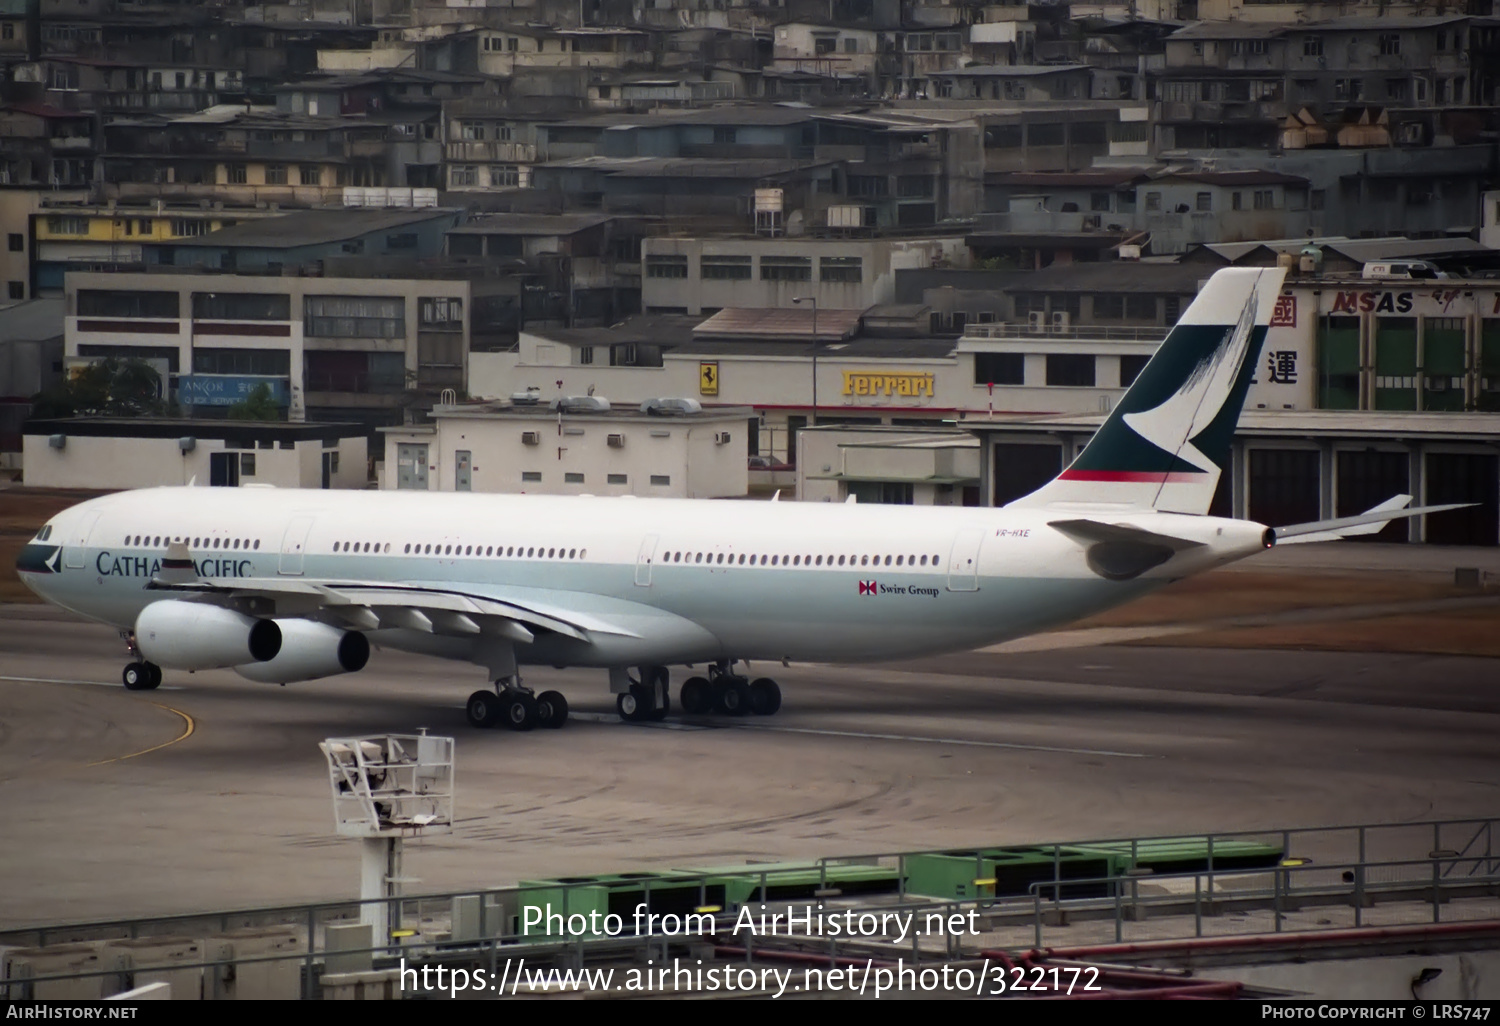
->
[1122,287,1258,479]
[858,580,877,595]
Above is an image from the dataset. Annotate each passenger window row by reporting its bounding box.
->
[392,543,588,560]
[125,534,261,550]
[660,551,941,568]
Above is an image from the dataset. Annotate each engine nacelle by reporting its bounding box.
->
[136,600,281,670]
[233,619,370,684]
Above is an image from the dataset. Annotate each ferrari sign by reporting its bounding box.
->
[699,362,720,396]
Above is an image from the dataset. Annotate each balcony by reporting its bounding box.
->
[975,211,1126,234]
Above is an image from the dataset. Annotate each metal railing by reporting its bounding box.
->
[3,817,1497,999]
[960,322,1166,342]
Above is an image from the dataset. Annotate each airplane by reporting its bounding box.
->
[15,267,1464,732]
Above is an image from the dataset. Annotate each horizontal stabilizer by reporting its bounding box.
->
[1270,496,1474,545]
[1049,518,1204,581]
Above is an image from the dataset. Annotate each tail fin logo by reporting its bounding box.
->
[1121,288,1258,477]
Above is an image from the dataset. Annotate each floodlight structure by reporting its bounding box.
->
[319,734,454,946]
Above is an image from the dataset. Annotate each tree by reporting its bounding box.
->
[30,357,169,419]
[226,383,282,421]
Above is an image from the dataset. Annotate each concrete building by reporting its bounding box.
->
[798,424,981,506]
[967,409,1500,546]
[0,297,64,471]
[380,396,751,498]
[22,417,368,490]
[639,234,970,316]
[62,269,477,438]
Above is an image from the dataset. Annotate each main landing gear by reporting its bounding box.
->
[466,676,568,732]
[679,662,781,718]
[617,665,670,723]
[119,631,162,691]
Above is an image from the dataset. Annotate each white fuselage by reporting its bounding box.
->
[21,486,1271,669]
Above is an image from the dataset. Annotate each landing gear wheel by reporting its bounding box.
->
[717,678,750,716]
[647,667,670,721]
[535,690,569,729]
[680,676,711,715]
[749,678,781,716]
[502,692,538,731]
[466,690,501,728]
[617,684,650,723]
[122,662,160,691]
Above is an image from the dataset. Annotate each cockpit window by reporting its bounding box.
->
[36,525,53,542]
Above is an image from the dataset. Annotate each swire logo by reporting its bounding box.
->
[858,580,878,596]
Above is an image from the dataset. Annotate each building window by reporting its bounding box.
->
[713,126,737,145]
[419,296,463,328]
[701,255,752,280]
[1303,36,1323,57]
[305,295,405,339]
[265,164,288,185]
[1311,189,1326,211]
[452,166,478,187]
[1195,191,1212,211]
[1232,192,1243,211]
[171,219,206,237]
[1253,189,1274,210]
[759,256,811,282]
[1094,294,1124,320]
[1125,294,1156,320]
[1120,353,1150,387]
[191,293,291,320]
[1334,78,1363,102]
[579,346,593,365]
[46,216,88,235]
[192,347,291,376]
[564,472,584,484]
[300,165,320,186]
[78,289,179,318]
[8,281,22,300]
[1046,354,1095,387]
[488,165,519,187]
[522,471,541,482]
[461,122,486,140]
[650,474,671,486]
[386,232,418,250]
[6,234,21,252]
[646,255,688,279]
[974,352,1023,385]
[1378,33,1400,56]
[607,473,627,484]
[896,175,934,198]
[1145,192,1162,212]
[819,256,862,283]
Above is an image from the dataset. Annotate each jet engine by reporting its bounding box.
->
[136,600,281,670]
[233,619,370,684]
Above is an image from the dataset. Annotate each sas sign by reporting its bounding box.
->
[178,375,290,407]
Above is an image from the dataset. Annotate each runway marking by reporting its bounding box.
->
[562,711,1150,758]
[725,723,1151,758]
[0,674,183,691]
[88,703,196,767]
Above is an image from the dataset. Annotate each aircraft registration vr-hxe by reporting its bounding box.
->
[16,268,1464,732]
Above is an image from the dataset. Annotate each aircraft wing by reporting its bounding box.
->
[146,572,641,641]
[1269,495,1474,545]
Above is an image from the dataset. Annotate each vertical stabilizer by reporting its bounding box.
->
[1007,267,1286,514]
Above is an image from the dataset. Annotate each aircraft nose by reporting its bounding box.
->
[14,541,61,584]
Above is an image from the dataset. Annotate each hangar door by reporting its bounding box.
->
[1336,450,1409,542]
[1424,453,1499,546]
[1247,449,1320,528]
